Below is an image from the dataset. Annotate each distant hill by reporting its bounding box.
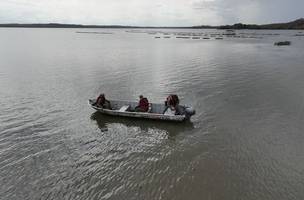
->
[0,23,198,29]
[0,23,138,28]
[261,18,304,29]
[0,18,303,29]
[218,18,304,30]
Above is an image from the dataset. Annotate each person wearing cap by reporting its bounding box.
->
[135,95,149,112]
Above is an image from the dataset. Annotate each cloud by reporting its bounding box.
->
[0,0,303,26]
[191,0,304,25]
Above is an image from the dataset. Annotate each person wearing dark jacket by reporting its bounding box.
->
[135,95,149,112]
[165,94,179,107]
[164,94,180,115]
[94,94,111,109]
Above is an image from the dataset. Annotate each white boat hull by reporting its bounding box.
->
[88,99,194,122]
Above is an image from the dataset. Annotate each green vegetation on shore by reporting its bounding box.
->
[0,18,303,29]
[218,18,304,30]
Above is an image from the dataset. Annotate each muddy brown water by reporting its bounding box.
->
[1,28,304,200]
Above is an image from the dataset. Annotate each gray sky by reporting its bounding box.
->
[0,0,303,26]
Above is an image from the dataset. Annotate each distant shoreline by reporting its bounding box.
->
[0,18,303,30]
[0,23,209,29]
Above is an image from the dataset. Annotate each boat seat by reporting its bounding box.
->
[148,103,152,113]
[119,105,130,112]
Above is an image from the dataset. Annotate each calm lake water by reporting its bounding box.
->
[1,28,304,200]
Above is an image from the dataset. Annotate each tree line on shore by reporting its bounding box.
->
[0,18,303,30]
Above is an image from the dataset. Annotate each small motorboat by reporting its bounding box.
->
[274,41,291,46]
[88,99,195,122]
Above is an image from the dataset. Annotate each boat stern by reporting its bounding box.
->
[185,107,196,119]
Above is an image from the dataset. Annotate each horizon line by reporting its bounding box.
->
[0,18,303,29]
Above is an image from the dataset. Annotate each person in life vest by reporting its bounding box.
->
[94,94,111,109]
[164,94,180,115]
[165,94,179,107]
[135,95,149,112]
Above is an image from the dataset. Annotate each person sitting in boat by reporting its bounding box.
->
[164,94,181,115]
[94,94,111,109]
[135,95,149,112]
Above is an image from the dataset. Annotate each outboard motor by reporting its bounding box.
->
[185,107,196,119]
